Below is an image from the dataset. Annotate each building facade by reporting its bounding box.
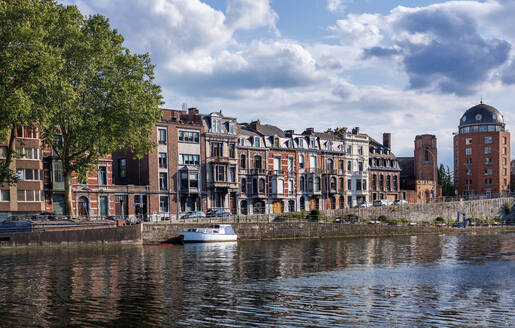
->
[369,133,401,202]
[454,103,510,196]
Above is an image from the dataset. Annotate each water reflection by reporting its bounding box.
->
[0,233,513,327]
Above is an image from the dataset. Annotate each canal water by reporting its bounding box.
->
[0,233,513,327]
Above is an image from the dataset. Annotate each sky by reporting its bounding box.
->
[59,0,515,168]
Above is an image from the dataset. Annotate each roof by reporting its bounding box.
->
[459,103,504,127]
[312,131,342,141]
[238,124,260,136]
[257,124,286,137]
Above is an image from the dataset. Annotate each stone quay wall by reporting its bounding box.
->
[0,224,142,248]
[324,197,512,222]
[142,222,515,243]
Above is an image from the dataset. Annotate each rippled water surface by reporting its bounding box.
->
[0,232,514,327]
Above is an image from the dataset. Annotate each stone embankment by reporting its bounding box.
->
[143,222,515,243]
[323,197,512,222]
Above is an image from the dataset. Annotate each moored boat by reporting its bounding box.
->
[179,224,238,243]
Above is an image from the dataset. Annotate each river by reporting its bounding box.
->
[0,232,513,327]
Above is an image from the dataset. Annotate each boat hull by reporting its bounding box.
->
[180,232,237,242]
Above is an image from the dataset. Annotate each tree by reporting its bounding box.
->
[0,0,61,184]
[38,5,163,216]
[325,127,347,137]
[438,164,454,196]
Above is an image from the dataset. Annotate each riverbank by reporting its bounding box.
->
[144,222,515,243]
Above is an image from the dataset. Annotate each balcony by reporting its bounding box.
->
[249,168,267,176]
[324,168,338,175]
[207,179,238,190]
[180,186,200,194]
[269,170,285,176]
[207,156,238,164]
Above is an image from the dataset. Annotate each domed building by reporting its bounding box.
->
[454,102,510,197]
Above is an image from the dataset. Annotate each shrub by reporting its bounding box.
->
[504,201,511,215]
[434,217,445,224]
[377,215,389,222]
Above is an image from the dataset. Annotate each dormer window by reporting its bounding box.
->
[274,137,279,148]
[228,123,235,134]
[310,137,316,148]
[327,141,333,151]
[298,138,304,147]
[211,118,222,133]
[239,138,245,146]
[253,137,260,147]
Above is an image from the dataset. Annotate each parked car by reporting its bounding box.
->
[181,211,206,219]
[394,199,408,205]
[213,210,232,217]
[373,199,392,206]
[358,201,372,208]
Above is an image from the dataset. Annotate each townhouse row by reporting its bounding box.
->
[1,107,404,219]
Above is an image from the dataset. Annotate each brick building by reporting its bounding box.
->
[0,126,44,218]
[453,103,510,197]
[398,134,439,203]
[112,108,204,220]
[369,133,401,202]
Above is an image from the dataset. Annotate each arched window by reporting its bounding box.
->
[339,178,344,191]
[241,178,247,193]
[259,178,266,193]
[277,179,284,194]
[240,154,246,169]
[300,197,305,210]
[300,176,305,192]
[308,177,313,192]
[327,159,334,172]
[310,155,317,170]
[314,177,320,191]
[330,177,337,190]
[288,179,294,194]
[253,178,258,194]
[254,155,262,169]
[241,200,248,215]
[386,175,391,191]
[299,154,305,169]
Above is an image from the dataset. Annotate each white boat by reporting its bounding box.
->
[179,224,238,243]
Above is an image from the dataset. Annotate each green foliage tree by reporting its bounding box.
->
[326,127,348,138]
[0,0,61,184]
[438,164,454,197]
[38,5,163,216]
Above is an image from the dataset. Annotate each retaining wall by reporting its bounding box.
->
[0,224,142,248]
[143,222,515,243]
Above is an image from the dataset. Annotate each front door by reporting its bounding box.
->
[52,194,65,215]
[230,192,236,214]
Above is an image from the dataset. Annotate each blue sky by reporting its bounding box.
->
[60,0,515,168]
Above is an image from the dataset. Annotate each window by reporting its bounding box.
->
[310,155,317,169]
[0,190,10,202]
[484,136,492,144]
[190,173,199,188]
[314,177,320,191]
[327,141,333,151]
[239,138,245,146]
[253,137,260,147]
[485,147,492,154]
[259,178,265,193]
[465,137,472,145]
[159,196,169,213]
[119,159,127,178]
[228,123,235,134]
[159,172,168,190]
[503,136,507,144]
[178,131,200,143]
[327,159,333,172]
[466,169,472,176]
[216,166,225,181]
[347,179,352,190]
[254,155,262,169]
[159,153,167,168]
[347,160,351,171]
[356,179,362,191]
[310,137,316,148]
[241,178,247,193]
[300,176,305,192]
[229,143,236,158]
[372,174,377,189]
[17,147,40,160]
[358,162,363,172]
[339,160,344,173]
[98,166,107,185]
[339,178,344,191]
[393,176,398,191]
[158,128,167,144]
[273,157,281,171]
[503,158,507,165]
[386,175,391,190]
[288,180,294,194]
[465,158,472,165]
[299,155,305,169]
[358,146,363,155]
[180,154,200,165]
[503,147,507,155]
[298,138,304,147]
[16,190,41,202]
[229,167,236,182]
[484,168,492,176]
[181,172,188,190]
[288,158,294,172]
[379,175,384,189]
[503,168,507,176]
[330,177,337,190]
[240,154,246,169]
[347,145,352,154]
[308,177,313,192]
[211,142,223,157]
[425,148,429,162]
[485,157,492,165]
[465,148,472,156]
[211,119,222,133]
[465,179,472,186]
[17,169,41,181]
[485,178,492,185]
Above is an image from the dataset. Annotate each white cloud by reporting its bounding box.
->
[329,14,384,49]
[225,0,279,35]
[327,0,347,13]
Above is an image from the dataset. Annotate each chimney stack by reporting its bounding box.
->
[383,133,391,149]
[305,128,314,135]
[352,127,360,134]
[250,120,261,131]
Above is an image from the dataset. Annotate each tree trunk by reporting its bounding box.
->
[0,125,17,184]
[64,170,74,218]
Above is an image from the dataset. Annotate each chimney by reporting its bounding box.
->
[284,130,294,136]
[250,120,261,131]
[383,133,391,149]
[352,127,360,134]
[305,128,314,135]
